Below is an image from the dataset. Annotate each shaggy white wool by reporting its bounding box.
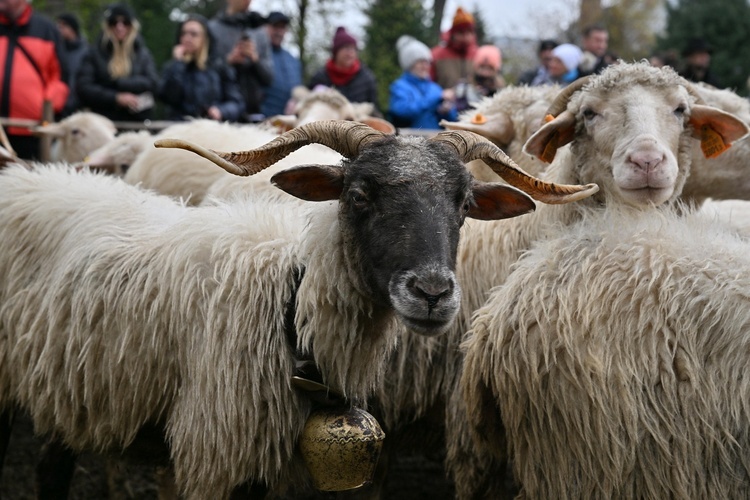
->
[463,204,750,498]
[0,164,399,499]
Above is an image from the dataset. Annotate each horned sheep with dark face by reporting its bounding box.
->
[0,120,595,499]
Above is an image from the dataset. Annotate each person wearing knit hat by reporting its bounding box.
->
[471,44,505,100]
[548,43,583,86]
[430,6,478,94]
[389,35,457,130]
[308,26,380,114]
[56,12,88,117]
[450,7,475,34]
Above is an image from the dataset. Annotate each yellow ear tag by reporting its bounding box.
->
[540,131,559,163]
[700,124,730,158]
[471,113,487,124]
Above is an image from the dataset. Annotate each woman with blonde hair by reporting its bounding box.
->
[76,3,159,122]
[158,14,244,121]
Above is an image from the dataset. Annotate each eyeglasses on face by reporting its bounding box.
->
[108,17,131,27]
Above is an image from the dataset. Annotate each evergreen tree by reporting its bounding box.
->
[362,0,431,116]
[658,0,750,94]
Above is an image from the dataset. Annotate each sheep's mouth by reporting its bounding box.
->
[620,186,674,205]
[398,314,454,337]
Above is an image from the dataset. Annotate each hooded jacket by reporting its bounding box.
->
[0,4,69,135]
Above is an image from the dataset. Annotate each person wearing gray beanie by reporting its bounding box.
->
[388,35,457,130]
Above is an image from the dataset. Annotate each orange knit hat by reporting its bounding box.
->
[451,7,475,32]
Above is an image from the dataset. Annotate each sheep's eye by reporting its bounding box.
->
[674,105,686,118]
[71,128,80,136]
[350,189,368,208]
[582,108,597,120]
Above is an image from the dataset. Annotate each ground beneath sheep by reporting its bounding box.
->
[0,413,455,499]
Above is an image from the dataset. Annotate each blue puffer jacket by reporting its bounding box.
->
[388,72,457,130]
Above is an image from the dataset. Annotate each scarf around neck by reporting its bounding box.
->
[326,59,360,86]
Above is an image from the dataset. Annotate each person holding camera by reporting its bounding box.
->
[208,0,272,121]
[159,14,244,122]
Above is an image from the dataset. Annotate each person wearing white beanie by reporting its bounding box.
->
[548,43,583,86]
[397,35,432,71]
[389,35,457,130]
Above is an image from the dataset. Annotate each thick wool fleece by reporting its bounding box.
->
[0,164,399,499]
[463,205,750,499]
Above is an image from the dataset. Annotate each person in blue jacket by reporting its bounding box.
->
[388,35,457,130]
[159,14,245,121]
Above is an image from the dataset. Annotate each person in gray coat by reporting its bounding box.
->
[208,0,272,120]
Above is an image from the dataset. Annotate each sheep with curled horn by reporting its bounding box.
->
[0,120,596,499]
[347,62,750,500]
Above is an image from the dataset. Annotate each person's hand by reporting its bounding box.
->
[442,88,456,102]
[116,92,140,112]
[227,45,244,65]
[172,44,186,61]
[206,106,222,121]
[238,38,258,62]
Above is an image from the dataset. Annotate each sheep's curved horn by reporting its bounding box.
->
[431,130,598,204]
[684,82,706,105]
[544,76,593,118]
[154,120,385,176]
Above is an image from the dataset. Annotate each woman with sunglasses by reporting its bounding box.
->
[158,14,244,122]
[76,3,159,122]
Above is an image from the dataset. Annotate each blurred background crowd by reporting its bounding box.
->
[0,0,747,157]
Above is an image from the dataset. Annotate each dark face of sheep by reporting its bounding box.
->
[155,121,600,336]
[333,137,473,334]
[525,63,749,207]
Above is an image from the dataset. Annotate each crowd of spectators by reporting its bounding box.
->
[0,0,734,159]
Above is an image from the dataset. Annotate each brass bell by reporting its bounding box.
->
[299,406,386,491]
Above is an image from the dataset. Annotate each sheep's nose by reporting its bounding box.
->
[409,276,454,310]
[629,150,665,171]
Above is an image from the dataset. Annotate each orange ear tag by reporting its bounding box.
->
[543,114,555,123]
[700,124,730,158]
[471,113,487,124]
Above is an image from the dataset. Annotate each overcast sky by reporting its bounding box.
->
[251,0,579,41]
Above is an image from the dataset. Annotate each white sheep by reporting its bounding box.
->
[270,85,395,134]
[123,120,280,205]
[440,84,562,180]
[0,121,593,499]
[34,111,117,163]
[462,204,750,498]
[365,62,749,499]
[83,129,153,176]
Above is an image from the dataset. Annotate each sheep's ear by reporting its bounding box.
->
[271,164,344,201]
[689,105,750,158]
[522,110,576,163]
[468,182,536,220]
[440,112,515,147]
[33,122,66,138]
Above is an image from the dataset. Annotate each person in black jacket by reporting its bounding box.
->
[308,26,380,115]
[159,14,244,122]
[55,12,87,117]
[76,3,159,122]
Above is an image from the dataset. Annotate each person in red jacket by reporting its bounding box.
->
[0,0,68,159]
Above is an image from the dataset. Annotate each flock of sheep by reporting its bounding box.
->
[2,61,750,499]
